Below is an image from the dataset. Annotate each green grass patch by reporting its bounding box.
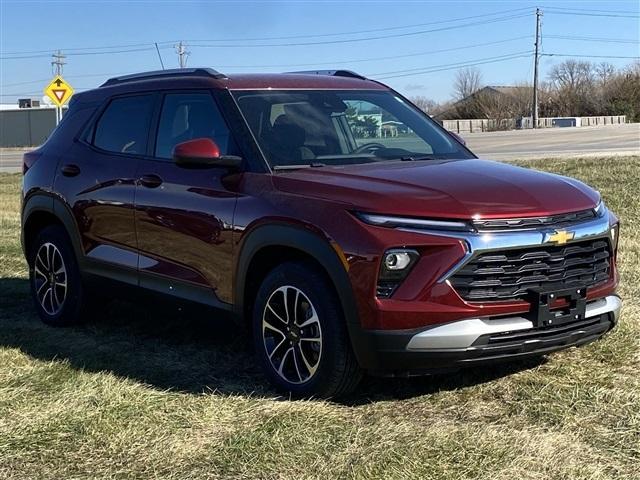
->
[0,157,639,479]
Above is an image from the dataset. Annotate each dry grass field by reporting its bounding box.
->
[0,156,638,479]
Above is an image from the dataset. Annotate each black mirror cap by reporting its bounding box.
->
[174,154,243,170]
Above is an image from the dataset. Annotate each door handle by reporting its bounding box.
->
[138,174,163,188]
[61,164,81,177]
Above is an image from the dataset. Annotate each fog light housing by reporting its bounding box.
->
[377,249,419,298]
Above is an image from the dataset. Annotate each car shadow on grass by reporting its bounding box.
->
[0,277,546,404]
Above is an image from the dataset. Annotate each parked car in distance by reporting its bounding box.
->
[21,68,621,397]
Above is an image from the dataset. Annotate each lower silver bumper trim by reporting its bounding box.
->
[406,295,621,351]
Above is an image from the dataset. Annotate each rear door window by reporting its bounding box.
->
[93,95,155,155]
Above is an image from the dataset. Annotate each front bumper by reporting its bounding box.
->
[348,295,621,375]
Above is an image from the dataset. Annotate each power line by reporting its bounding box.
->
[373,52,533,79]
[545,10,640,18]
[0,14,530,60]
[1,45,169,61]
[542,53,640,59]
[213,36,532,69]
[0,37,530,92]
[0,6,534,57]
[541,5,640,15]
[0,41,161,56]
[188,14,531,48]
[546,35,639,44]
[182,6,533,43]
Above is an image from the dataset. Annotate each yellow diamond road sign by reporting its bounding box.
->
[44,75,74,107]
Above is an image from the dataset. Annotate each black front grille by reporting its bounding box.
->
[472,209,595,231]
[450,238,611,302]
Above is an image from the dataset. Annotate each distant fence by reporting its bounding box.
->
[521,116,627,129]
[443,115,627,133]
[0,108,58,147]
[441,119,516,133]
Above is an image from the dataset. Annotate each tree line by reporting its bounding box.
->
[410,60,640,123]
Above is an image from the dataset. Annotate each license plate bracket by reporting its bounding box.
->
[525,286,587,329]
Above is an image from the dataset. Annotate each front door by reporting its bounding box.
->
[134,91,240,305]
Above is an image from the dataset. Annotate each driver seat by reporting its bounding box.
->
[265,115,315,165]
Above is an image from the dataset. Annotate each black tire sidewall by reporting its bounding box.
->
[29,225,85,326]
[252,261,353,397]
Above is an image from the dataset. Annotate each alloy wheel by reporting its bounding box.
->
[262,286,322,384]
[33,242,67,316]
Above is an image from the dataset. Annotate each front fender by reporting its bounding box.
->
[234,223,359,325]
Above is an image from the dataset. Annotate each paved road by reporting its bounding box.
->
[0,149,30,173]
[465,123,639,160]
[1,124,638,173]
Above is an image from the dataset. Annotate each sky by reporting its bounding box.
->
[1,0,638,104]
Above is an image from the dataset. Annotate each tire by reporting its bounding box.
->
[252,261,362,398]
[28,224,89,326]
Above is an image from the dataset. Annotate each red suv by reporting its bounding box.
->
[21,68,621,397]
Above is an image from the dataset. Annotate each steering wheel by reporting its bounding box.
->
[352,142,386,154]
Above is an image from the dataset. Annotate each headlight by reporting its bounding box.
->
[377,249,419,298]
[610,223,619,250]
[355,212,471,232]
[594,200,607,218]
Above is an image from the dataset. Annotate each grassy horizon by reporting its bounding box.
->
[0,156,639,479]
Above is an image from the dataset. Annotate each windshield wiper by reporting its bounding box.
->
[272,163,326,171]
[400,155,436,162]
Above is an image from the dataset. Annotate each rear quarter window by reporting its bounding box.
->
[93,95,155,155]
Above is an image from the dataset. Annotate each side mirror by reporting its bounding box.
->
[448,131,466,146]
[173,138,242,169]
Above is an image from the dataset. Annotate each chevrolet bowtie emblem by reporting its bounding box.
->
[546,230,575,245]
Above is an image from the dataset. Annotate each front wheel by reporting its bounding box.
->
[252,262,362,398]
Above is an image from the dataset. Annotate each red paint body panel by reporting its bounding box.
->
[272,159,600,219]
[173,137,221,159]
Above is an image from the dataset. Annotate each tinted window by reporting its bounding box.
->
[93,95,155,154]
[233,90,473,168]
[155,93,237,159]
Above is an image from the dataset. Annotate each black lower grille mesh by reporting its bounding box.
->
[451,238,611,301]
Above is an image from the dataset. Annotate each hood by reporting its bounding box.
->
[273,159,600,220]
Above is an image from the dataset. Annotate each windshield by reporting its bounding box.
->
[232,90,474,169]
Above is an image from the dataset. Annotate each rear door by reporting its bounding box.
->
[134,91,240,305]
[54,93,157,282]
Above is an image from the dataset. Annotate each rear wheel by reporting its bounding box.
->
[29,225,89,326]
[252,261,362,398]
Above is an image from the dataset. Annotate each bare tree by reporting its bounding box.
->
[548,60,595,91]
[409,96,437,114]
[548,60,597,115]
[453,67,482,100]
[596,62,615,84]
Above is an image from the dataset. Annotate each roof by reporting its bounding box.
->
[74,69,387,104]
[485,85,532,97]
[217,73,387,90]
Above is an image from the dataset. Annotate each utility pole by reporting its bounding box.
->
[51,50,66,76]
[175,41,190,68]
[532,8,542,129]
[51,50,66,125]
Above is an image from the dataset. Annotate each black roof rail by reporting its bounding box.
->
[286,69,368,80]
[101,68,227,87]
